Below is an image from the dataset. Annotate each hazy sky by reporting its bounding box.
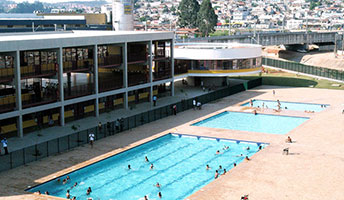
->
[13,0,111,3]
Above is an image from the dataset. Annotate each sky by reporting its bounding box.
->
[13,0,111,3]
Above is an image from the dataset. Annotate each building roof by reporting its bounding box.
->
[0,30,174,52]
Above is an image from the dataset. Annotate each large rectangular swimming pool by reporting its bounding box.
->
[192,111,309,135]
[241,99,328,112]
[28,134,266,200]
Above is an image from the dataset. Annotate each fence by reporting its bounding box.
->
[0,78,262,173]
[263,57,344,81]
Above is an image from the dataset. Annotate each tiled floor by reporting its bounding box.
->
[1,85,344,200]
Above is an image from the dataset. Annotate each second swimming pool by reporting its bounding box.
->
[192,111,309,134]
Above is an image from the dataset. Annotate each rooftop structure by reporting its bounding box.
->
[174,43,262,87]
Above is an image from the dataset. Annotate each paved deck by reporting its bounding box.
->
[1,85,344,200]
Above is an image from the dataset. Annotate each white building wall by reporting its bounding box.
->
[113,0,134,31]
[174,44,262,60]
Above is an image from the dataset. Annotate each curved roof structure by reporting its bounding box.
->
[174,43,262,60]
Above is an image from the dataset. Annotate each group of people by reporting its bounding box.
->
[193,99,202,110]
[128,156,163,200]
[35,176,88,200]
[211,145,254,179]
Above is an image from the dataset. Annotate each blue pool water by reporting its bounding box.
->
[241,99,328,112]
[28,134,266,200]
[192,111,309,135]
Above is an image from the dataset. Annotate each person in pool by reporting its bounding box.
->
[216,150,223,155]
[66,190,70,199]
[128,165,131,170]
[144,195,149,200]
[215,170,219,179]
[145,156,149,162]
[86,187,92,195]
[158,192,162,198]
[70,182,78,189]
[150,164,154,170]
[206,164,211,170]
[155,182,161,188]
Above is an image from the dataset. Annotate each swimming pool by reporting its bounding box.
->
[192,111,309,135]
[241,99,328,112]
[27,134,266,200]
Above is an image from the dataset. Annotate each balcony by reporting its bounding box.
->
[20,64,56,79]
[21,87,58,109]
[64,84,94,100]
[98,55,122,68]
[128,53,147,64]
[63,59,93,73]
[128,72,149,87]
[99,77,123,93]
[153,61,172,81]
[0,94,16,114]
[0,68,14,83]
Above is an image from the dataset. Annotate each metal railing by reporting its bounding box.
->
[263,57,344,81]
[0,78,262,172]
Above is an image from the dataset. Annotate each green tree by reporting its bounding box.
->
[170,5,176,15]
[163,5,169,13]
[177,0,200,28]
[197,0,218,37]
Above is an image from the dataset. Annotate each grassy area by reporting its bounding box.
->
[232,71,344,90]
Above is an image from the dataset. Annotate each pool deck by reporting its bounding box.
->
[1,85,344,200]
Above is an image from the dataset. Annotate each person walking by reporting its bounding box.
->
[106,122,111,135]
[120,118,124,131]
[98,122,102,133]
[89,132,95,148]
[115,119,120,133]
[153,95,157,107]
[1,138,9,155]
[193,99,196,110]
[172,104,177,115]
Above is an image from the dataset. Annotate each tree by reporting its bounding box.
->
[177,0,200,28]
[170,5,176,15]
[163,5,169,13]
[197,0,218,37]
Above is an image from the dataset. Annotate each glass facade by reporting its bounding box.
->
[0,38,173,138]
[174,57,262,75]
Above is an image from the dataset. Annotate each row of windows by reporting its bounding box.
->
[175,57,262,74]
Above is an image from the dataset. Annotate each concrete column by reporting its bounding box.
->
[57,47,65,126]
[94,44,99,117]
[170,39,175,96]
[149,40,153,106]
[123,42,129,109]
[14,50,23,137]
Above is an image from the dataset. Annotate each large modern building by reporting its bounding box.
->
[0,31,174,138]
[0,13,111,33]
[174,43,262,87]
